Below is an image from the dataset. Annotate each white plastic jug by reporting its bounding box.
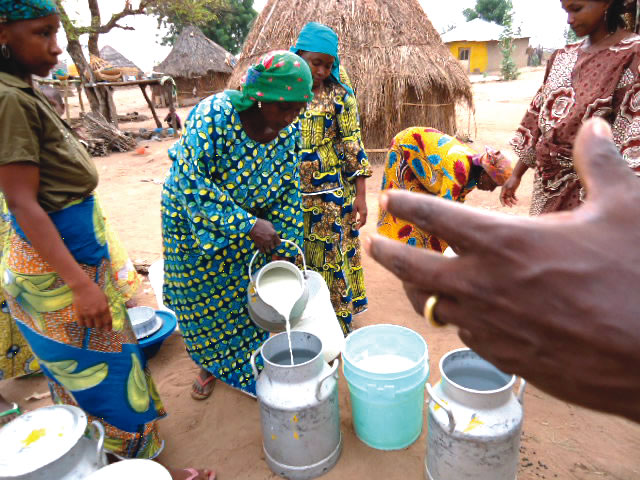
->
[148,259,173,314]
[291,270,345,362]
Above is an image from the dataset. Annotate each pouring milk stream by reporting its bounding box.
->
[257,268,303,365]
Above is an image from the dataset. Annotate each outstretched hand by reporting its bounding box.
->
[365,119,640,422]
[500,174,521,207]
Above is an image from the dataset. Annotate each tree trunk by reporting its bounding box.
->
[66,39,117,124]
[88,34,100,58]
[87,0,101,58]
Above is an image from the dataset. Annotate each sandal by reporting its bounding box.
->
[184,467,216,480]
[191,374,216,401]
[0,403,21,426]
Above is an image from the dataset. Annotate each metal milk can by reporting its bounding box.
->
[247,240,309,332]
[425,348,526,480]
[251,331,342,480]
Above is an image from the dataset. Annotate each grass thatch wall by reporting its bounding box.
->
[229,0,473,154]
[100,45,142,75]
[175,72,231,104]
[156,26,233,79]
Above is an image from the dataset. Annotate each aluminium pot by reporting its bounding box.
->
[0,405,107,480]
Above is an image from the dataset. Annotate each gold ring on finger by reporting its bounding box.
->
[424,295,446,327]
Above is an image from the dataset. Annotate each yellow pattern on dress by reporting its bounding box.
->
[377,127,478,252]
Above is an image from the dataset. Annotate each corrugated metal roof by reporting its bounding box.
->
[441,18,530,43]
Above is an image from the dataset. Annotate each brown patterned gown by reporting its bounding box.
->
[511,35,640,215]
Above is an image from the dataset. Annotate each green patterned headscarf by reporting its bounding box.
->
[226,50,314,112]
[0,0,58,23]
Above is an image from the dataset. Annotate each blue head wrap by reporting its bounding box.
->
[290,22,354,97]
[0,0,58,23]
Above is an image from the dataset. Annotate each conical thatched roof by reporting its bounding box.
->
[99,45,141,72]
[156,26,233,78]
[229,0,473,150]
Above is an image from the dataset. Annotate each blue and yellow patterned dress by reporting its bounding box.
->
[161,93,304,396]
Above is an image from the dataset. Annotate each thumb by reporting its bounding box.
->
[573,118,637,202]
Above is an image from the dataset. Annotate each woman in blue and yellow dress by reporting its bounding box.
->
[291,23,372,335]
[161,51,313,399]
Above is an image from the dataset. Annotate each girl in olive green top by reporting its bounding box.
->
[0,2,213,479]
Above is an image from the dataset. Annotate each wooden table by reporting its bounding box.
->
[36,77,179,136]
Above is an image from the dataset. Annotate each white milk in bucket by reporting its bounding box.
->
[357,353,417,374]
[258,267,303,365]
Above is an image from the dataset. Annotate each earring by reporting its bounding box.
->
[258,101,262,109]
[1,44,10,60]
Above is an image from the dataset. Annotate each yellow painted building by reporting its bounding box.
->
[442,19,530,74]
[446,41,489,73]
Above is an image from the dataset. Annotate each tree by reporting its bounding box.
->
[565,27,580,43]
[463,0,513,26]
[56,0,222,122]
[158,0,257,54]
[499,6,519,81]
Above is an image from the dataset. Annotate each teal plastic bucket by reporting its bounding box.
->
[343,324,429,450]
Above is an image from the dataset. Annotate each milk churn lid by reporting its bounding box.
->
[0,405,88,476]
[85,459,172,479]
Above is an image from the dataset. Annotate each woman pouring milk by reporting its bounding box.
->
[161,51,314,399]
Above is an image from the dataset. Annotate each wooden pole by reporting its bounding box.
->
[77,81,85,114]
[139,84,162,128]
[105,86,119,128]
[165,82,178,137]
[63,79,70,123]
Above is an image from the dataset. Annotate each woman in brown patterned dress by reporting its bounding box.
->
[502,0,640,215]
[291,22,372,335]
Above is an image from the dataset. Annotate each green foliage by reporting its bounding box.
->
[463,0,513,26]
[155,0,257,54]
[149,0,223,28]
[565,27,580,43]
[499,8,519,81]
[462,8,479,21]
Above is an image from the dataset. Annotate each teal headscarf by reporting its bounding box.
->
[0,0,58,23]
[226,50,314,112]
[290,22,354,97]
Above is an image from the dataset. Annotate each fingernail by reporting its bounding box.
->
[592,118,612,139]
[379,192,389,210]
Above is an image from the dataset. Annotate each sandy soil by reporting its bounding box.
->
[3,69,640,479]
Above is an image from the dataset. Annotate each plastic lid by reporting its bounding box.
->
[85,459,172,479]
[0,405,88,476]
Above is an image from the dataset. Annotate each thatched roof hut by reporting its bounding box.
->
[229,0,473,151]
[99,45,142,78]
[156,26,234,104]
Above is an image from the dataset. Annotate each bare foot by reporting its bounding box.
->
[167,467,215,480]
[0,393,21,426]
[191,368,216,400]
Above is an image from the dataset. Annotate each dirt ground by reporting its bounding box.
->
[3,68,640,479]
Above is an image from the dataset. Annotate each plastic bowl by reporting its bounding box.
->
[138,310,178,360]
[128,306,162,340]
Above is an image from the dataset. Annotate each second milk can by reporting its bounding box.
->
[251,331,342,480]
[426,348,526,480]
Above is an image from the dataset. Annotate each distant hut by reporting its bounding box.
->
[99,45,143,79]
[442,19,531,74]
[229,0,473,152]
[156,26,234,105]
